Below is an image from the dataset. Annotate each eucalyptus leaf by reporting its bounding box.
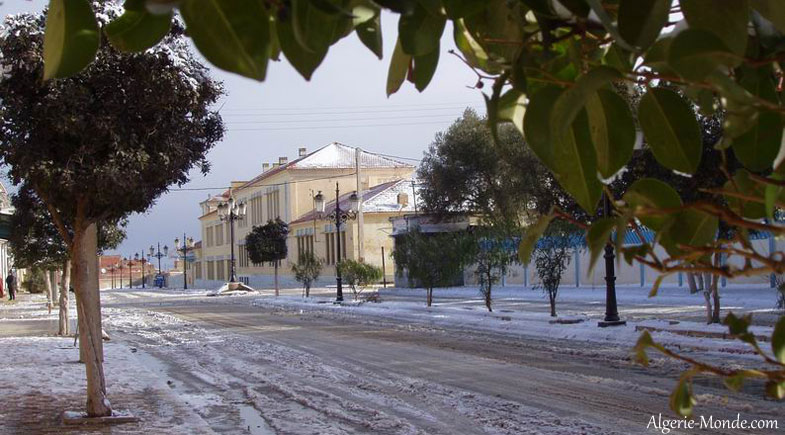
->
[106,0,172,53]
[681,0,749,55]
[586,89,636,179]
[386,38,412,96]
[638,88,703,174]
[43,0,100,80]
[618,0,671,51]
[518,213,554,265]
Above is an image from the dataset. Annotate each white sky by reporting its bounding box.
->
[2,1,485,269]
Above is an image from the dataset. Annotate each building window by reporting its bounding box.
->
[324,231,346,265]
[194,262,202,280]
[296,235,314,262]
[206,227,214,247]
[215,224,224,246]
[266,190,280,220]
[207,261,215,280]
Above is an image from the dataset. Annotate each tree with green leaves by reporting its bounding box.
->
[0,6,223,417]
[473,226,518,312]
[393,227,475,307]
[292,251,322,298]
[338,259,382,300]
[31,0,785,418]
[9,184,127,336]
[532,222,578,317]
[246,218,289,297]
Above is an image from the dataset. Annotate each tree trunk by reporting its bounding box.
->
[426,287,432,307]
[45,270,53,313]
[305,284,310,298]
[274,262,279,297]
[549,293,557,317]
[58,260,70,336]
[711,253,721,323]
[72,223,112,417]
[484,270,493,312]
[686,272,698,294]
[703,290,713,324]
[51,269,59,309]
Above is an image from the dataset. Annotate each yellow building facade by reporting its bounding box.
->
[194,142,415,289]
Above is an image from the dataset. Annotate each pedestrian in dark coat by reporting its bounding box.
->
[6,271,16,300]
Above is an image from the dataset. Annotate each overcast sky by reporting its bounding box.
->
[2,1,485,269]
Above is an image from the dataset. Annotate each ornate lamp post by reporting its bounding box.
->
[148,243,168,288]
[598,192,626,327]
[217,197,247,284]
[314,183,359,303]
[174,234,195,290]
[127,256,134,289]
[135,252,147,288]
[117,262,123,288]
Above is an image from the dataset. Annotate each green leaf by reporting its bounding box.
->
[765,173,785,219]
[603,43,633,72]
[105,0,172,52]
[668,29,741,82]
[586,89,636,179]
[386,38,412,96]
[453,18,495,72]
[413,47,439,91]
[585,0,635,51]
[587,218,615,275]
[681,0,749,55]
[765,381,785,399]
[670,378,696,418]
[518,213,554,265]
[524,86,563,168]
[180,0,271,81]
[642,37,675,74]
[723,373,746,392]
[291,0,348,52]
[550,66,622,140]
[442,0,486,19]
[618,0,671,51]
[669,209,718,249]
[733,66,783,172]
[633,330,654,366]
[623,178,682,231]
[276,7,328,80]
[398,2,446,56]
[773,315,785,364]
[497,89,526,134]
[724,169,767,219]
[355,7,383,59]
[752,0,785,34]
[638,88,703,174]
[552,111,602,213]
[724,312,757,346]
[43,0,100,80]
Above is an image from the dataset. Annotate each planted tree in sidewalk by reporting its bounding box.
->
[474,226,518,312]
[529,222,577,317]
[393,227,475,307]
[9,184,127,335]
[338,259,382,300]
[246,219,289,296]
[0,8,223,417]
[292,252,322,298]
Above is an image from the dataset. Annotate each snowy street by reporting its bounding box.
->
[2,286,783,434]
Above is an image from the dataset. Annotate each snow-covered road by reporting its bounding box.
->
[99,288,783,435]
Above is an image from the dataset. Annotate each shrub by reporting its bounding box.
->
[338,260,382,300]
[292,252,322,298]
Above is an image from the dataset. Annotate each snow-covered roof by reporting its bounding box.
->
[237,142,414,191]
[290,179,417,225]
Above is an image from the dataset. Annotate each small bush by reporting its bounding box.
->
[292,252,322,298]
[338,259,382,300]
[22,267,47,294]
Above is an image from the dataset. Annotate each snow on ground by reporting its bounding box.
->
[246,284,782,363]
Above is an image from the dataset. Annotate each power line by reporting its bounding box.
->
[219,101,481,112]
[169,172,360,193]
[229,120,455,132]
[222,106,482,117]
[226,113,459,125]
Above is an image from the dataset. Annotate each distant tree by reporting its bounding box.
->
[22,266,48,294]
[0,8,223,418]
[292,252,322,298]
[533,222,576,317]
[393,228,475,307]
[338,259,382,300]
[473,225,518,312]
[418,109,586,226]
[246,218,289,296]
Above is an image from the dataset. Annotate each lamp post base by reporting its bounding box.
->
[598,319,627,328]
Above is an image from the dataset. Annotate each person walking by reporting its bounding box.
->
[6,271,16,301]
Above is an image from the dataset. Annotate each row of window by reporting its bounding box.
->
[205,222,230,248]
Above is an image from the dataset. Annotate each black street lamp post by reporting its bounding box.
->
[174,234,195,290]
[117,262,123,288]
[598,192,626,327]
[135,252,147,288]
[148,243,168,288]
[128,256,133,289]
[314,183,360,303]
[217,197,247,284]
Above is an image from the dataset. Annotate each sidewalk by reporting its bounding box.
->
[0,293,216,434]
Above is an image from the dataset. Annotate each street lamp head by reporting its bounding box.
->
[174,237,180,248]
[314,191,325,213]
[163,245,169,256]
[187,237,194,248]
[238,202,247,218]
[134,252,139,261]
[349,192,360,213]
[149,245,154,256]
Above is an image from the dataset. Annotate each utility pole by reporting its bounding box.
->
[355,147,364,262]
[381,246,387,288]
